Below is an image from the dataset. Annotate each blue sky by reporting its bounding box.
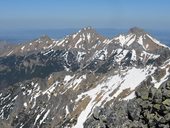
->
[0,0,170,30]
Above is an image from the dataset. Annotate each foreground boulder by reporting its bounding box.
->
[84,80,170,128]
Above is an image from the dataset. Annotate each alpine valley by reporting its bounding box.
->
[0,27,170,128]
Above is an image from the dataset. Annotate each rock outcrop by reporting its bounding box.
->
[85,80,170,128]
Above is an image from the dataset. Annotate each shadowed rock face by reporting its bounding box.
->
[0,27,169,128]
[0,50,80,89]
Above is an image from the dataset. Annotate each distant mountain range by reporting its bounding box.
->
[0,28,170,46]
[0,27,170,127]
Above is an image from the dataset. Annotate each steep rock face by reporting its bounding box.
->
[0,27,169,128]
[0,50,80,89]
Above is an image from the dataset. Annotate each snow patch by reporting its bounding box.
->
[73,75,86,90]
[57,39,65,46]
[74,66,156,127]
[21,46,25,50]
[114,35,126,46]
[65,106,69,115]
[131,49,136,61]
[64,75,74,83]
[114,34,134,46]
[146,44,149,49]
[137,36,146,50]
[141,51,160,61]
[39,109,50,125]
[87,33,91,42]
[77,51,86,62]
[75,38,82,48]
[7,50,13,56]
[114,67,154,97]
[23,102,27,108]
[43,49,54,55]
[115,49,129,64]
[73,33,78,39]
[34,108,46,125]
[42,81,59,99]
[126,35,136,46]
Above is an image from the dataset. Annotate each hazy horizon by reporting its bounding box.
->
[0,0,170,30]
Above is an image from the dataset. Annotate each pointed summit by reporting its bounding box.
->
[55,27,106,50]
[128,27,146,36]
[113,27,168,52]
[128,27,168,51]
[38,35,51,41]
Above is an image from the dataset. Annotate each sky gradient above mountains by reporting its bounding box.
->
[0,0,170,30]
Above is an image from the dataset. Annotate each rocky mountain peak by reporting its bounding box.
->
[38,35,51,41]
[128,27,146,36]
[113,27,168,52]
[55,27,106,50]
[75,26,103,40]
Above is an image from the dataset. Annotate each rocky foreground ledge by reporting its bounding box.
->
[84,80,170,128]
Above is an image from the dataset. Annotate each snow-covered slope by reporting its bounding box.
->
[0,27,170,128]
